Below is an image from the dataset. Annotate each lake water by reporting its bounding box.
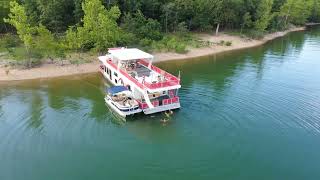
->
[1,26,320,180]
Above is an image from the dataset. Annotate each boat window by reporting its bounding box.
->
[127,85,131,91]
[115,79,118,84]
[114,72,118,77]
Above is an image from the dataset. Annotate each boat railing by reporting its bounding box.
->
[137,100,149,110]
[143,80,180,89]
[106,59,145,89]
[138,59,180,89]
[162,96,179,105]
[106,58,180,90]
[137,97,179,109]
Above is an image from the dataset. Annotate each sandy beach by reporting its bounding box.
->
[0,27,306,81]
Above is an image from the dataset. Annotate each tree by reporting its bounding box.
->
[219,0,242,33]
[4,1,62,67]
[37,0,76,32]
[35,24,62,61]
[174,0,195,30]
[122,10,162,40]
[23,0,40,26]
[241,12,253,33]
[0,0,13,33]
[309,0,320,22]
[280,0,312,26]
[73,0,84,25]
[192,0,223,33]
[254,0,274,32]
[66,0,122,52]
[4,1,36,67]
[162,2,177,33]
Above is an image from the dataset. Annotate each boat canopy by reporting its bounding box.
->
[107,86,128,95]
[108,48,153,61]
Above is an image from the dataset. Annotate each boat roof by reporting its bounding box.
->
[107,86,128,95]
[108,48,153,61]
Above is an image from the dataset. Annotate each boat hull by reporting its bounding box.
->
[143,103,181,115]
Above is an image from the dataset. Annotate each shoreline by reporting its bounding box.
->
[0,26,306,82]
[154,26,306,62]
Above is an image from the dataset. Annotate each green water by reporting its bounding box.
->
[1,26,320,180]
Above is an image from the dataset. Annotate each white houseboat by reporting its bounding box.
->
[99,48,181,116]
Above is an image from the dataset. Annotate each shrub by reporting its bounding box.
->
[70,58,81,65]
[218,40,225,46]
[118,32,137,46]
[175,43,187,53]
[225,41,232,46]
[176,22,188,37]
[0,34,21,51]
[139,38,153,47]
[159,36,188,53]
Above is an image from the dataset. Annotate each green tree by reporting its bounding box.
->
[37,0,76,32]
[73,0,84,24]
[241,12,253,33]
[280,0,312,26]
[35,24,64,61]
[4,1,36,67]
[122,10,162,40]
[23,0,40,26]
[254,0,274,32]
[66,0,122,52]
[219,0,242,31]
[4,1,62,67]
[174,0,195,30]
[0,0,13,33]
[193,0,223,32]
[309,0,320,22]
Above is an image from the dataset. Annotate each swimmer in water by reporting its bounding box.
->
[160,118,169,123]
[161,110,173,123]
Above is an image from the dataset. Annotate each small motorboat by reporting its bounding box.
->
[105,86,142,117]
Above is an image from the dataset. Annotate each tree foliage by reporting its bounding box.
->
[279,0,313,26]
[1,0,320,64]
[66,0,121,52]
[122,10,162,41]
[0,0,13,33]
[254,0,274,32]
[4,1,64,67]
[4,1,35,52]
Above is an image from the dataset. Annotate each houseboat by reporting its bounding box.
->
[99,48,181,116]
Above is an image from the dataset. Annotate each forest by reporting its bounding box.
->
[0,0,320,67]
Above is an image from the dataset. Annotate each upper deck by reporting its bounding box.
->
[104,58,180,91]
[99,48,180,91]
